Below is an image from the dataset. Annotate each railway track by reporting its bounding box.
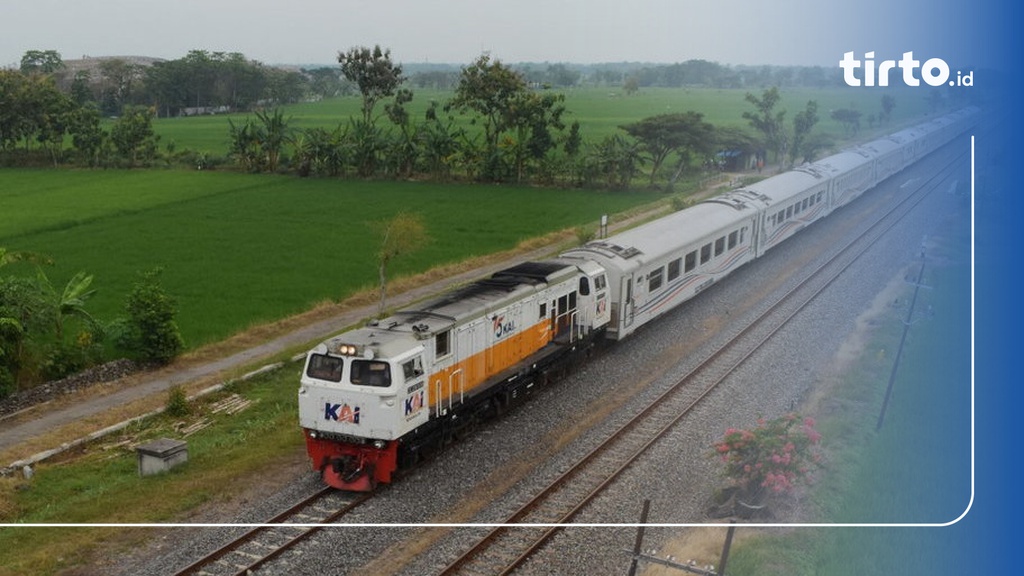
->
[436,147,970,576]
[170,487,372,576]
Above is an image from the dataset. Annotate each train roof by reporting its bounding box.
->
[850,135,902,159]
[361,260,579,340]
[735,169,828,206]
[805,149,874,178]
[562,197,758,269]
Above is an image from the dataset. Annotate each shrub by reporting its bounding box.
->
[712,413,822,501]
[116,268,184,365]
[164,385,191,417]
[574,225,597,244]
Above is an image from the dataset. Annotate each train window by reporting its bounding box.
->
[649,268,664,291]
[728,230,738,249]
[307,354,343,382]
[802,198,809,211]
[579,276,591,296]
[539,302,547,320]
[351,360,392,388]
[777,210,785,223]
[740,227,746,244]
[595,274,607,291]
[786,206,793,219]
[818,192,824,203]
[715,237,725,256]
[436,330,451,357]
[668,258,681,281]
[685,251,696,272]
[402,357,424,380]
[700,243,711,265]
[558,293,577,314]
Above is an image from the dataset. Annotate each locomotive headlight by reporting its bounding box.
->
[309,431,318,439]
[373,440,386,449]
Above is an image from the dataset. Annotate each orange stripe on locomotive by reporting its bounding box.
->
[426,318,554,411]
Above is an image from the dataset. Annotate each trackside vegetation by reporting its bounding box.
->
[0,369,304,576]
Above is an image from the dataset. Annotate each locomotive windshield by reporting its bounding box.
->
[306,354,343,382]
[350,359,392,387]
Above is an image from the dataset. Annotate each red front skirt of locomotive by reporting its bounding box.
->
[304,433,399,491]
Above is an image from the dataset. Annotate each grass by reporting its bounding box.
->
[150,86,937,156]
[0,369,304,576]
[1,170,662,348]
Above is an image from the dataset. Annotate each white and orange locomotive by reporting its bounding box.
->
[299,260,609,490]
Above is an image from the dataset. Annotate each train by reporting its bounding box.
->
[298,106,978,491]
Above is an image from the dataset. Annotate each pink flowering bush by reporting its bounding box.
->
[712,413,822,502]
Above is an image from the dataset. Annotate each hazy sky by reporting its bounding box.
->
[0,0,995,69]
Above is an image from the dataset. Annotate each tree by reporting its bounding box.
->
[505,90,567,182]
[69,70,94,106]
[584,134,644,190]
[227,108,290,172]
[293,126,347,177]
[0,71,74,158]
[372,213,430,317]
[116,268,184,365]
[790,100,819,165]
[448,54,529,179]
[830,108,862,135]
[255,108,290,172]
[304,66,351,99]
[338,45,405,125]
[0,70,30,150]
[620,112,715,187]
[25,74,75,165]
[35,269,97,343]
[418,101,463,181]
[110,105,159,166]
[68,104,107,167]
[742,87,788,164]
[0,280,31,396]
[98,58,143,114]
[622,76,640,95]
[798,133,834,164]
[20,50,64,75]
[384,88,418,177]
[544,63,581,87]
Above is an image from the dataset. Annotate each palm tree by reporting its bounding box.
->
[36,269,98,342]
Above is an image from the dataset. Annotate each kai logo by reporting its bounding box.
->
[324,402,360,424]
[492,314,516,339]
[404,390,425,417]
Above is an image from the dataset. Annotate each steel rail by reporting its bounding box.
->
[438,147,969,576]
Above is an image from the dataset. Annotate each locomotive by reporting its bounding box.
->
[298,107,978,491]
